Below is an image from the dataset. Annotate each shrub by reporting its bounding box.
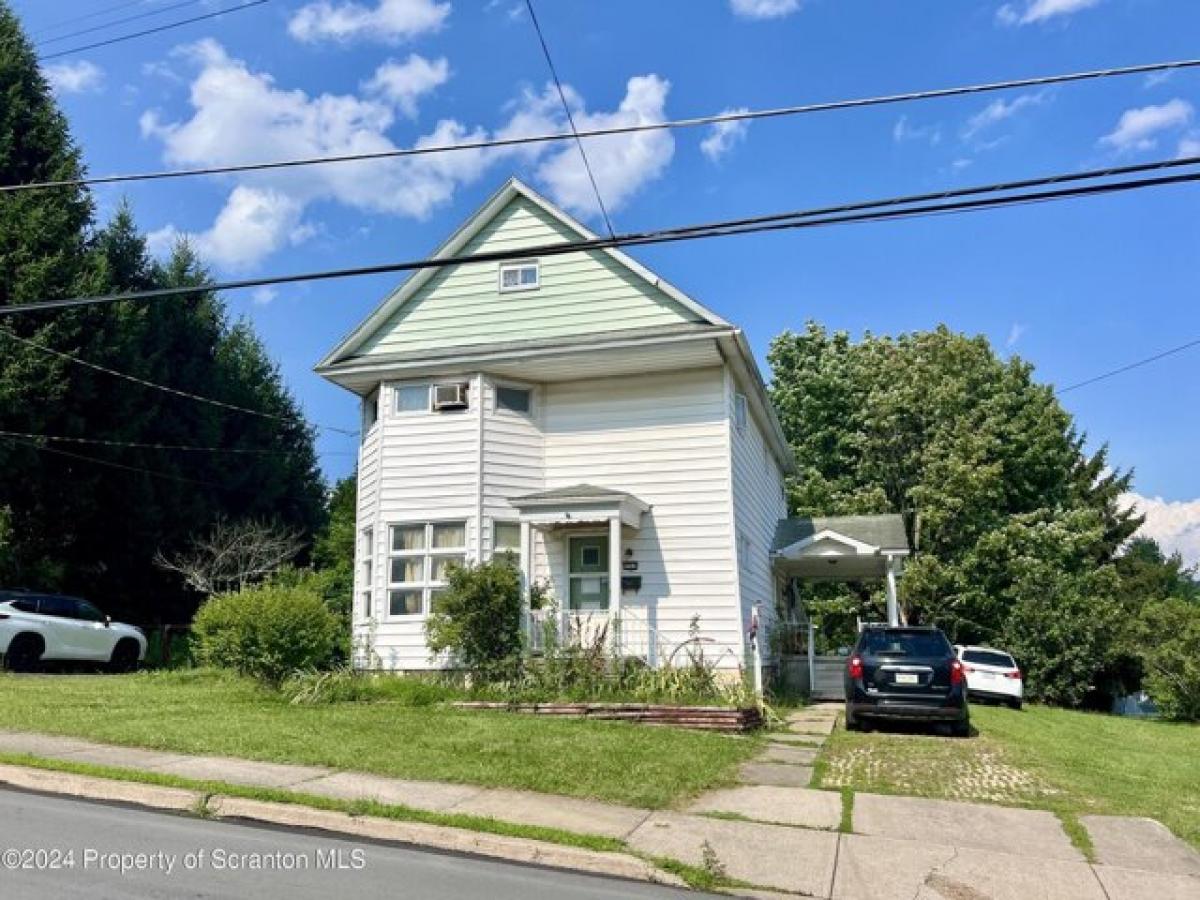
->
[1136,598,1200,721]
[192,583,340,685]
[425,558,522,676]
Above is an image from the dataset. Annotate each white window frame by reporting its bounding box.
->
[359,527,374,620]
[498,260,540,293]
[386,520,468,618]
[491,520,522,563]
[362,389,380,435]
[733,392,749,433]
[493,382,534,417]
[395,383,431,415]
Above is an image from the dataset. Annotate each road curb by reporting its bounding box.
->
[0,762,685,889]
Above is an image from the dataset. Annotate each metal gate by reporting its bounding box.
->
[811,657,846,701]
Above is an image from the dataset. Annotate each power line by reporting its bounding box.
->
[523,0,615,239]
[0,436,331,503]
[0,327,357,436]
[2,155,1197,318]
[37,0,208,48]
[38,0,270,61]
[0,430,316,455]
[31,0,159,37]
[1059,336,1200,394]
[8,56,1199,193]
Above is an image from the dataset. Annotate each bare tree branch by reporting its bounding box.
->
[156,518,304,595]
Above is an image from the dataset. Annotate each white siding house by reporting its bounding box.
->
[318,178,798,673]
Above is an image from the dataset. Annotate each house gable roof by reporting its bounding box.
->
[317,178,730,369]
[771,515,911,555]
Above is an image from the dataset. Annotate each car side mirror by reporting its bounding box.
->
[104,615,111,628]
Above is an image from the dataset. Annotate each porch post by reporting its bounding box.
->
[519,520,533,647]
[885,554,900,626]
[609,515,622,655]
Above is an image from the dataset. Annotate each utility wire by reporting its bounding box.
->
[0,436,331,503]
[0,430,316,455]
[31,0,158,37]
[2,155,1197,318]
[8,57,1199,193]
[38,0,270,61]
[522,0,615,239]
[0,327,357,436]
[37,0,208,48]
[1059,336,1200,394]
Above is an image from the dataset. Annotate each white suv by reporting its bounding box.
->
[955,645,1023,709]
[0,591,147,673]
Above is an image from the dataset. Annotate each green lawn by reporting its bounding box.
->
[0,669,758,809]
[816,703,1200,850]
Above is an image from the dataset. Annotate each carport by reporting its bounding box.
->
[770,514,912,699]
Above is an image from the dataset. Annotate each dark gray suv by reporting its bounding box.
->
[844,625,970,736]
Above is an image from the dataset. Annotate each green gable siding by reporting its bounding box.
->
[354,196,704,359]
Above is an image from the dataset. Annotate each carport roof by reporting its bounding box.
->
[770,515,910,555]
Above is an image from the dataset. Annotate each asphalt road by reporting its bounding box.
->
[0,788,708,900]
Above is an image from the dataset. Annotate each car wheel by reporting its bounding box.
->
[951,716,971,738]
[844,708,860,731]
[4,634,44,673]
[1008,699,1023,711]
[108,639,140,674]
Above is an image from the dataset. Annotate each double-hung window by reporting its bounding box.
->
[492,521,521,565]
[388,522,467,616]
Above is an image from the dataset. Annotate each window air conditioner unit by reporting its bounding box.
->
[433,383,469,411]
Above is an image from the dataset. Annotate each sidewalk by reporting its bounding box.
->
[1,707,1196,899]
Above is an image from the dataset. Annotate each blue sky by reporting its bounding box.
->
[16,0,1200,562]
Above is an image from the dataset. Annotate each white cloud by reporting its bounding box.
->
[1122,492,1200,569]
[251,286,279,306]
[996,0,1102,26]
[512,75,675,218]
[700,110,750,163]
[1179,132,1200,158]
[288,0,450,44]
[1144,70,1172,89]
[1006,322,1026,348]
[363,54,449,117]
[892,115,942,146]
[140,41,672,267]
[1099,99,1193,153]
[961,92,1045,141]
[730,0,801,19]
[44,60,104,94]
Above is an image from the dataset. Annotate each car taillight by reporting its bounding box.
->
[1006,670,1022,680]
[848,656,863,680]
[950,659,965,686]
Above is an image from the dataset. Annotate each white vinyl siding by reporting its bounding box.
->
[539,367,742,667]
[353,379,481,670]
[729,371,789,661]
[356,197,702,358]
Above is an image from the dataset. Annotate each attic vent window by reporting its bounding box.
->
[499,261,539,293]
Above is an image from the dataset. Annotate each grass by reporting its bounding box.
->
[0,669,760,809]
[814,703,1200,851]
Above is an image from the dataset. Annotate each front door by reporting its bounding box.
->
[568,535,609,611]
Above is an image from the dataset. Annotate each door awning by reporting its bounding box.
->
[511,484,649,528]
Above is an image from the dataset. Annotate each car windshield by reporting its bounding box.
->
[962,649,1015,668]
[861,630,951,657]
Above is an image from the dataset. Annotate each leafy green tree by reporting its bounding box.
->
[1134,597,1200,721]
[0,5,326,623]
[768,323,1142,704]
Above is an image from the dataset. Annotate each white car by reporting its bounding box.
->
[0,591,147,673]
[955,645,1023,709]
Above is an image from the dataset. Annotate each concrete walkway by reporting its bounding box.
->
[1,717,1196,900]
